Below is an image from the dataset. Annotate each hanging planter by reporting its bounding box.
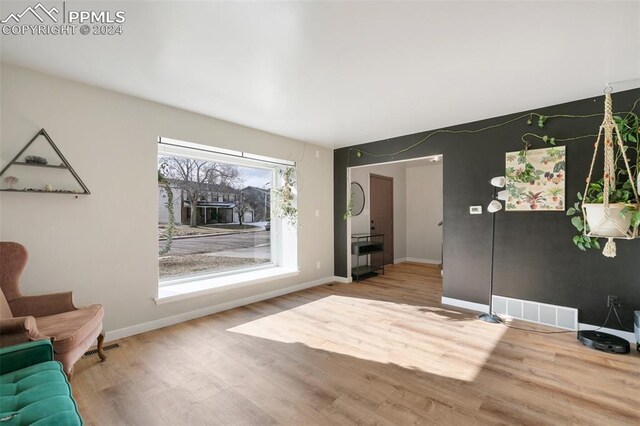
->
[579,91,640,257]
[583,203,634,237]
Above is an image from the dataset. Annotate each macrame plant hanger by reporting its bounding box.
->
[582,90,639,257]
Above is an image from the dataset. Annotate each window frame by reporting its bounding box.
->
[157,137,298,299]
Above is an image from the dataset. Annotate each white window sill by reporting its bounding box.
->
[155,267,299,305]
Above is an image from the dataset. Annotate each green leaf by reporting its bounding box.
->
[566,207,576,216]
[571,216,584,231]
[593,239,601,249]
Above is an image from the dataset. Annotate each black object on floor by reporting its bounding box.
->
[577,330,630,354]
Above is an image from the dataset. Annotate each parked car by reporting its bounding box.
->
[265,221,271,231]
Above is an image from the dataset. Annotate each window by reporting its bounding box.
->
[157,137,297,289]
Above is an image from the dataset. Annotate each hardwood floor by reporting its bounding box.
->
[73,263,640,425]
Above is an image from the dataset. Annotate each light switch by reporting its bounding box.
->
[470,206,483,215]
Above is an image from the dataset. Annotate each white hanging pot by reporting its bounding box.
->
[583,203,634,237]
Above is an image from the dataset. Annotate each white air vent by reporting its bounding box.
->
[492,295,578,330]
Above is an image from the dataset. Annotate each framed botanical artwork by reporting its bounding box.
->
[505,146,566,211]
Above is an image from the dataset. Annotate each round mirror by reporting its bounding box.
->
[350,182,365,216]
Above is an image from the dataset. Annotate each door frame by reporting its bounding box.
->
[345,154,443,282]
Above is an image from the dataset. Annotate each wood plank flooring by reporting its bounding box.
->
[73,263,640,425]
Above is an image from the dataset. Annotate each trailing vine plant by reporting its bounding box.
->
[158,166,175,256]
[273,166,298,225]
[346,96,640,252]
[343,190,354,220]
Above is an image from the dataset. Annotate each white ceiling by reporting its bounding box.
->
[1,1,639,148]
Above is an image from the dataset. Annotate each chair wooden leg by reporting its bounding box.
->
[97,331,107,361]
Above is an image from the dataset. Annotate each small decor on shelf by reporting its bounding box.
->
[0,128,91,195]
[3,176,18,189]
[25,155,48,165]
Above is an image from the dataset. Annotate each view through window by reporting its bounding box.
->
[158,152,273,281]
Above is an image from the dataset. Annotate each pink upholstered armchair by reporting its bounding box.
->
[0,242,106,378]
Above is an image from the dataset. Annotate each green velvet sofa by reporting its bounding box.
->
[0,340,83,425]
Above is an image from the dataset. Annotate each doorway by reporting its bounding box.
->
[346,155,444,282]
[370,174,394,266]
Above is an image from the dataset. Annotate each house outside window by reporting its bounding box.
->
[157,138,295,287]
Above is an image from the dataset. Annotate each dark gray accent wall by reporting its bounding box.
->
[334,89,640,330]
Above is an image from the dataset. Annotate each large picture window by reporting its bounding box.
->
[157,138,295,285]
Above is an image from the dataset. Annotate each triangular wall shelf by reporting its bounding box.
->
[0,128,90,195]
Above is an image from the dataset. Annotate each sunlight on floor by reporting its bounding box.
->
[228,295,506,381]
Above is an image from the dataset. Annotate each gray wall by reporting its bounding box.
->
[334,89,640,330]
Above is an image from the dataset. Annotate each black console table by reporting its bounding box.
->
[351,233,384,281]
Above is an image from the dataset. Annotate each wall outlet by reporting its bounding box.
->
[316,261,321,269]
[607,295,620,308]
[470,206,482,215]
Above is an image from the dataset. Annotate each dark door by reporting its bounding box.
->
[370,174,394,266]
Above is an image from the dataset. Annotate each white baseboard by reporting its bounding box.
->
[394,257,441,265]
[105,276,335,342]
[333,276,352,284]
[578,323,635,344]
[441,296,489,313]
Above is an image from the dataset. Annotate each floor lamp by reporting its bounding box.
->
[479,176,508,324]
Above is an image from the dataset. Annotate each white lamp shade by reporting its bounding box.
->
[490,176,507,188]
[487,200,503,213]
[497,190,509,201]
